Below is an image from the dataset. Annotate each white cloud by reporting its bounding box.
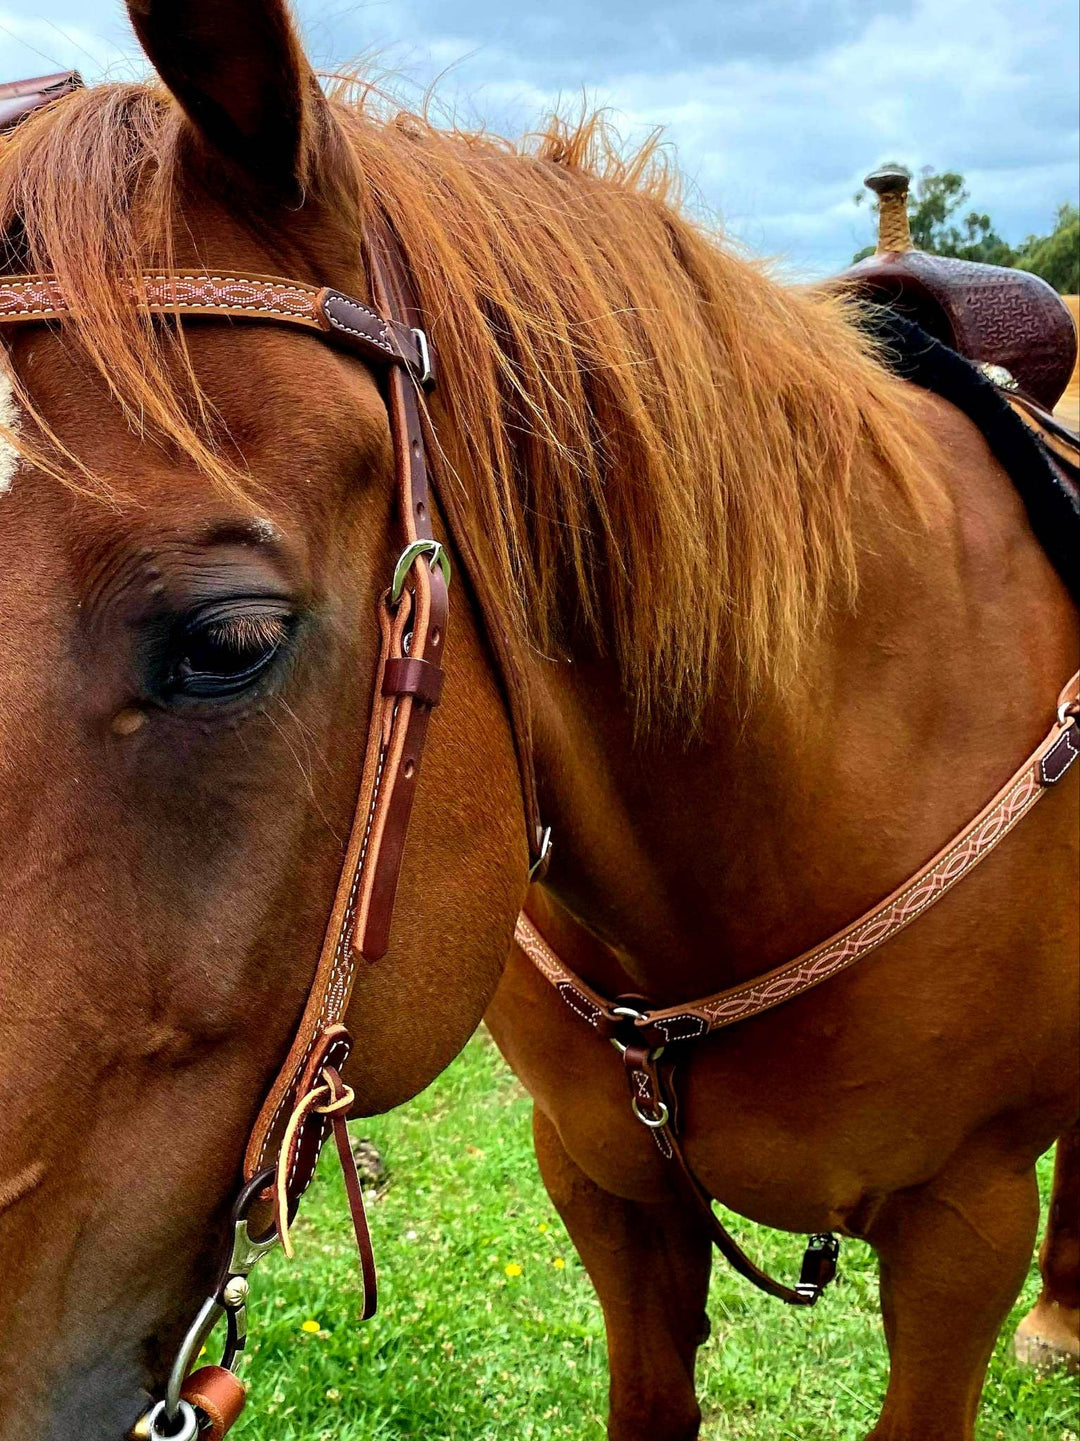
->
[1,0,1075,275]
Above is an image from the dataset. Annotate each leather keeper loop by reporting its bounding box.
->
[382,656,445,707]
[179,1365,246,1441]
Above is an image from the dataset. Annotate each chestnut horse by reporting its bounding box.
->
[0,6,1075,1441]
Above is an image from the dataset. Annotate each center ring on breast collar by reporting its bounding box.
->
[608,1005,665,1061]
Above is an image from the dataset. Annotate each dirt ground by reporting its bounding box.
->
[1057,294,1079,429]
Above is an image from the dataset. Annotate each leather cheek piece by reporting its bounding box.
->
[382,656,445,707]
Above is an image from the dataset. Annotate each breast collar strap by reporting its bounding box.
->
[514,671,1079,1309]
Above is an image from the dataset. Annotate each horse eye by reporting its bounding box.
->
[165,604,294,700]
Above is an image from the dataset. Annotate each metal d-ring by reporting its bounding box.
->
[391,539,451,604]
[142,1398,199,1441]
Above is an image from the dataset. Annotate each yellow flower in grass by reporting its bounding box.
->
[504,1262,523,1278]
[553,1258,566,1270]
[301,1319,322,1334]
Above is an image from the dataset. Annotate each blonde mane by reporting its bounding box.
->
[0,81,931,722]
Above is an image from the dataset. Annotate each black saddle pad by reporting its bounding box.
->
[866,309,1079,605]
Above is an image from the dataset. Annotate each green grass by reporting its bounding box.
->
[233,1033,1078,1441]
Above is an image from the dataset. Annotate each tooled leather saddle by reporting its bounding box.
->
[835,166,1078,418]
[835,167,1079,604]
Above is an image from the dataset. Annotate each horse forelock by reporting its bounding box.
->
[0,78,934,727]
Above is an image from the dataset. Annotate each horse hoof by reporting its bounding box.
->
[1014,1301,1080,1373]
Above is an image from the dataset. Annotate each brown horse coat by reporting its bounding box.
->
[0,4,1074,1438]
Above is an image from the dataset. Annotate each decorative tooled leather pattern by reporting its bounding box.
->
[0,273,320,322]
[650,764,1045,1042]
[519,681,1078,1051]
[843,250,1077,410]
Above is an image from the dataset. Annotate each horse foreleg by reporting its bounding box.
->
[863,1143,1040,1441]
[532,1105,713,1441]
[1014,1122,1080,1372]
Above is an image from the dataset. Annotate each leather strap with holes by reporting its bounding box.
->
[242,231,449,1202]
[0,223,543,1440]
[0,268,549,875]
[0,234,538,1208]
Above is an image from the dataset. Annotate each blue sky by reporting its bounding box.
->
[1,0,1076,276]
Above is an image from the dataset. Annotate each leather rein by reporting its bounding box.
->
[0,240,545,1440]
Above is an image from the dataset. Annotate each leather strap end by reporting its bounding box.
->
[382,656,445,707]
[1039,718,1078,786]
[179,1366,246,1441]
[327,1094,379,1322]
[315,286,426,378]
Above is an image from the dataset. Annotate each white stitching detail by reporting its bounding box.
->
[1041,727,1078,784]
[696,771,1040,1029]
[258,734,392,1170]
[322,297,396,354]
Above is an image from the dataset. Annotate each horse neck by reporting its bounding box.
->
[524,387,1078,1004]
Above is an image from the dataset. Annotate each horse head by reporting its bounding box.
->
[0,4,527,1435]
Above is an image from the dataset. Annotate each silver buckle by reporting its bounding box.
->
[411,327,433,388]
[391,539,451,604]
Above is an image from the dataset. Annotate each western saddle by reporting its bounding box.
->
[836,165,1078,421]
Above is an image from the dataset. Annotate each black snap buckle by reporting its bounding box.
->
[795,1232,840,1303]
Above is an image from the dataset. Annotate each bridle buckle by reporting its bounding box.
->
[411,327,434,388]
[391,538,452,604]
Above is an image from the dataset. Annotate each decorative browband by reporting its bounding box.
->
[0,271,433,385]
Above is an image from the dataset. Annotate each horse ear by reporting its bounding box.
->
[126,0,317,196]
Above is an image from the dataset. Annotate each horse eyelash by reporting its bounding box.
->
[196,614,288,656]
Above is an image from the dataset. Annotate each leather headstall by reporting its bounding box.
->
[0,222,543,1438]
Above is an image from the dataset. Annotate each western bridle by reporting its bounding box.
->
[0,230,548,1440]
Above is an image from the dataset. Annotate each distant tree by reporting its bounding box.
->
[1015,204,1079,294]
